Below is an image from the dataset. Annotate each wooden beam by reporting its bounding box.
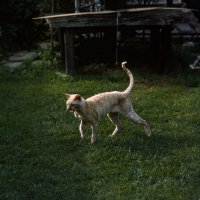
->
[64,29,75,74]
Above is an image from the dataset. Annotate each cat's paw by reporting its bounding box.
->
[147,132,151,137]
[81,135,85,139]
[91,140,95,143]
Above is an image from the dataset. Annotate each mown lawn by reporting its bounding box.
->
[0,63,199,200]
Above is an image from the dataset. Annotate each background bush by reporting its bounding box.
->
[0,0,43,51]
[0,0,75,52]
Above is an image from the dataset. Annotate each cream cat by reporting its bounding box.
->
[64,62,151,143]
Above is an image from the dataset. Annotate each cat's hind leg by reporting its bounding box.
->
[123,110,151,136]
[107,112,121,137]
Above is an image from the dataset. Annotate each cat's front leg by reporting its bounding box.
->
[79,120,85,139]
[90,124,98,143]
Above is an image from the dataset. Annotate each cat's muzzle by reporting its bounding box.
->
[68,108,75,113]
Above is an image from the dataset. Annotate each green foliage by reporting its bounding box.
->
[37,47,61,67]
[170,45,193,74]
[0,0,79,53]
[81,63,107,74]
[170,45,200,87]
[0,0,45,50]
[37,0,75,14]
[0,63,199,199]
[186,70,200,87]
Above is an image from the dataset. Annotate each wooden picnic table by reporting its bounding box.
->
[34,7,190,74]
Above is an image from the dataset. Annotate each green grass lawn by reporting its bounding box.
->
[0,63,199,200]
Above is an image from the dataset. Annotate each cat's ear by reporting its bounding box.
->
[74,94,82,101]
[63,93,71,99]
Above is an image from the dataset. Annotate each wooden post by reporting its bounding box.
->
[75,0,80,13]
[59,28,65,68]
[64,29,75,74]
[51,0,55,57]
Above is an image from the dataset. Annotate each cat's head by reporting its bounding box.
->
[64,94,82,113]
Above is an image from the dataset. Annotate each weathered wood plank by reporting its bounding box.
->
[33,7,189,20]
[43,8,190,29]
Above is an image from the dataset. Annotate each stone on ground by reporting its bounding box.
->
[1,51,37,68]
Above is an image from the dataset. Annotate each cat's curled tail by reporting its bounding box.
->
[121,61,134,94]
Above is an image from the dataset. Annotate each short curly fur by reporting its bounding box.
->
[64,62,151,143]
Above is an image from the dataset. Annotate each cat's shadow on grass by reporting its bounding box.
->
[80,130,196,158]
